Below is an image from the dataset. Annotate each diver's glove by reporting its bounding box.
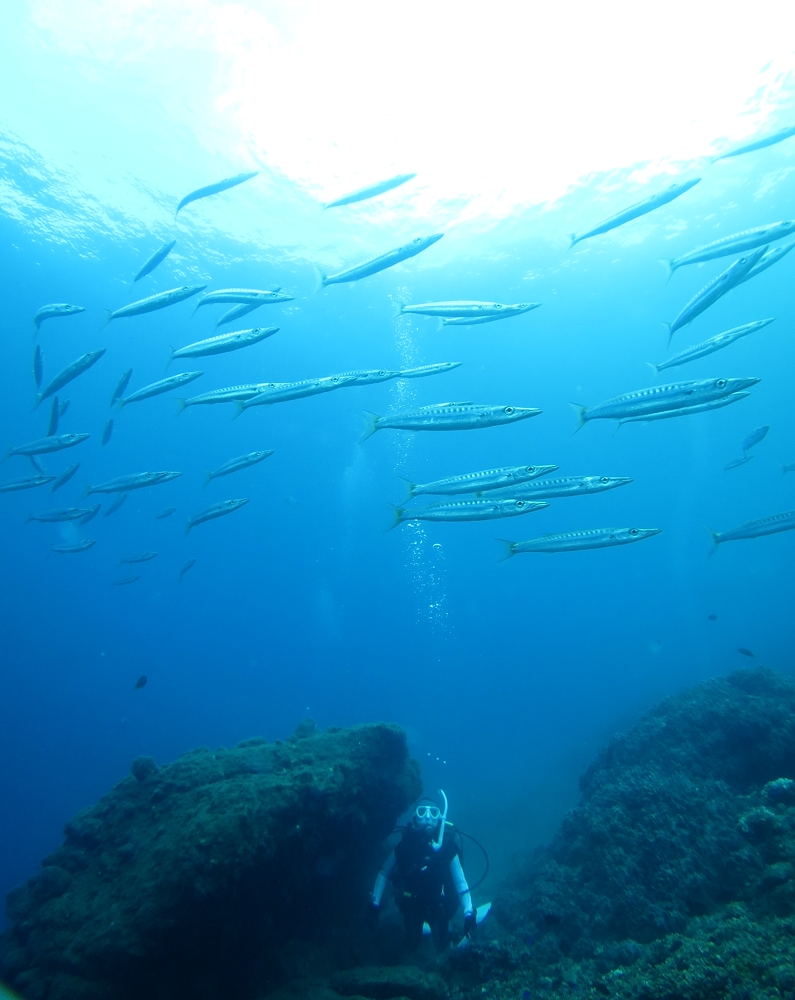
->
[463,911,477,938]
[365,901,380,930]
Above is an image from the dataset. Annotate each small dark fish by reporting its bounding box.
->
[707,614,718,621]
[134,674,148,689]
[51,463,79,493]
[179,558,196,581]
[134,239,176,282]
[104,493,128,518]
[112,575,140,587]
[742,425,769,453]
[737,647,755,658]
[33,345,43,388]
[175,171,258,217]
[47,396,60,437]
[111,369,133,407]
[59,400,70,418]
[156,506,176,519]
[119,551,157,565]
[52,539,95,554]
[101,419,114,446]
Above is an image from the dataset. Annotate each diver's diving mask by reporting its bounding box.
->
[415,805,441,822]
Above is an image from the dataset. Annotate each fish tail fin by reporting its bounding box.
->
[100,310,112,331]
[391,300,406,319]
[567,234,579,250]
[436,317,446,332]
[166,347,174,371]
[496,539,515,562]
[33,394,42,411]
[25,513,33,524]
[175,398,187,415]
[312,265,327,294]
[659,259,676,282]
[83,485,91,497]
[646,362,660,374]
[662,321,673,346]
[569,402,588,433]
[3,447,10,463]
[233,402,246,420]
[386,504,403,532]
[190,302,200,318]
[703,523,721,557]
[360,411,380,443]
[397,476,416,502]
[204,471,212,487]
[185,520,192,537]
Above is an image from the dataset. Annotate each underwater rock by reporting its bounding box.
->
[330,964,449,1000]
[480,668,795,1000]
[1,722,420,1000]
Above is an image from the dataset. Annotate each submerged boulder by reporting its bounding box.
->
[1,722,420,1000]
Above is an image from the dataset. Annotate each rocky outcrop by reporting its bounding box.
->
[0,721,421,1000]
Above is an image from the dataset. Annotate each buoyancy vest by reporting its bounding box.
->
[391,824,459,907]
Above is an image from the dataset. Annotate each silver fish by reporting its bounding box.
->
[176,384,266,411]
[51,464,79,493]
[709,509,795,548]
[441,306,541,326]
[499,527,662,557]
[0,475,55,493]
[742,426,769,452]
[101,419,114,446]
[110,369,133,407]
[111,575,140,587]
[186,498,249,535]
[79,503,101,524]
[134,239,176,282]
[102,286,206,327]
[724,455,754,471]
[179,558,196,581]
[52,539,95,554]
[664,247,767,341]
[86,471,181,495]
[318,235,443,287]
[215,301,262,328]
[399,362,462,379]
[33,303,85,332]
[193,288,292,312]
[650,319,774,372]
[736,238,795,286]
[27,507,94,523]
[46,397,60,437]
[120,552,157,565]
[361,402,541,441]
[569,179,701,248]
[713,125,795,162]
[616,391,752,424]
[33,345,43,388]
[392,497,548,528]
[205,450,274,485]
[36,350,106,408]
[398,301,536,319]
[661,222,795,278]
[240,374,358,411]
[7,433,90,459]
[104,493,128,518]
[175,171,258,217]
[169,327,277,364]
[332,368,402,386]
[402,464,558,500]
[156,507,177,519]
[486,475,633,500]
[325,173,416,209]
[119,372,202,407]
[573,377,759,427]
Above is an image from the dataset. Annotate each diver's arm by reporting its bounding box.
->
[371,851,396,906]
[449,854,473,916]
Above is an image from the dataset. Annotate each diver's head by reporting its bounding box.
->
[413,799,442,835]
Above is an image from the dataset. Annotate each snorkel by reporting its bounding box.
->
[430,789,448,852]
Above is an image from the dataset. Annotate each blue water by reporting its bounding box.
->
[2,106,795,923]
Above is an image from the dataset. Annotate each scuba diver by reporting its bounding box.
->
[368,791,479,950]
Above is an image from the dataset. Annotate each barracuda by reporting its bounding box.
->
[662,222,795,278]
[402,464,558,500]
[499,527,662,558]
[569,179,701,248]
[391,497,548,528]
[361,402,542,441]
[650,319,774,372]
[317,234,443,287]
[485,475,633,500]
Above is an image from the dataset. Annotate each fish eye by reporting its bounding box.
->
[629,528,638,536]
[716,378,727,388]
[601,477,609,484]
[527,466,535,473]
[504,406,514,414]
[379,370,387,376]
[515,500,525,508]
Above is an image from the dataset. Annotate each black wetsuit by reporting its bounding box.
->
[391,826,462,949]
